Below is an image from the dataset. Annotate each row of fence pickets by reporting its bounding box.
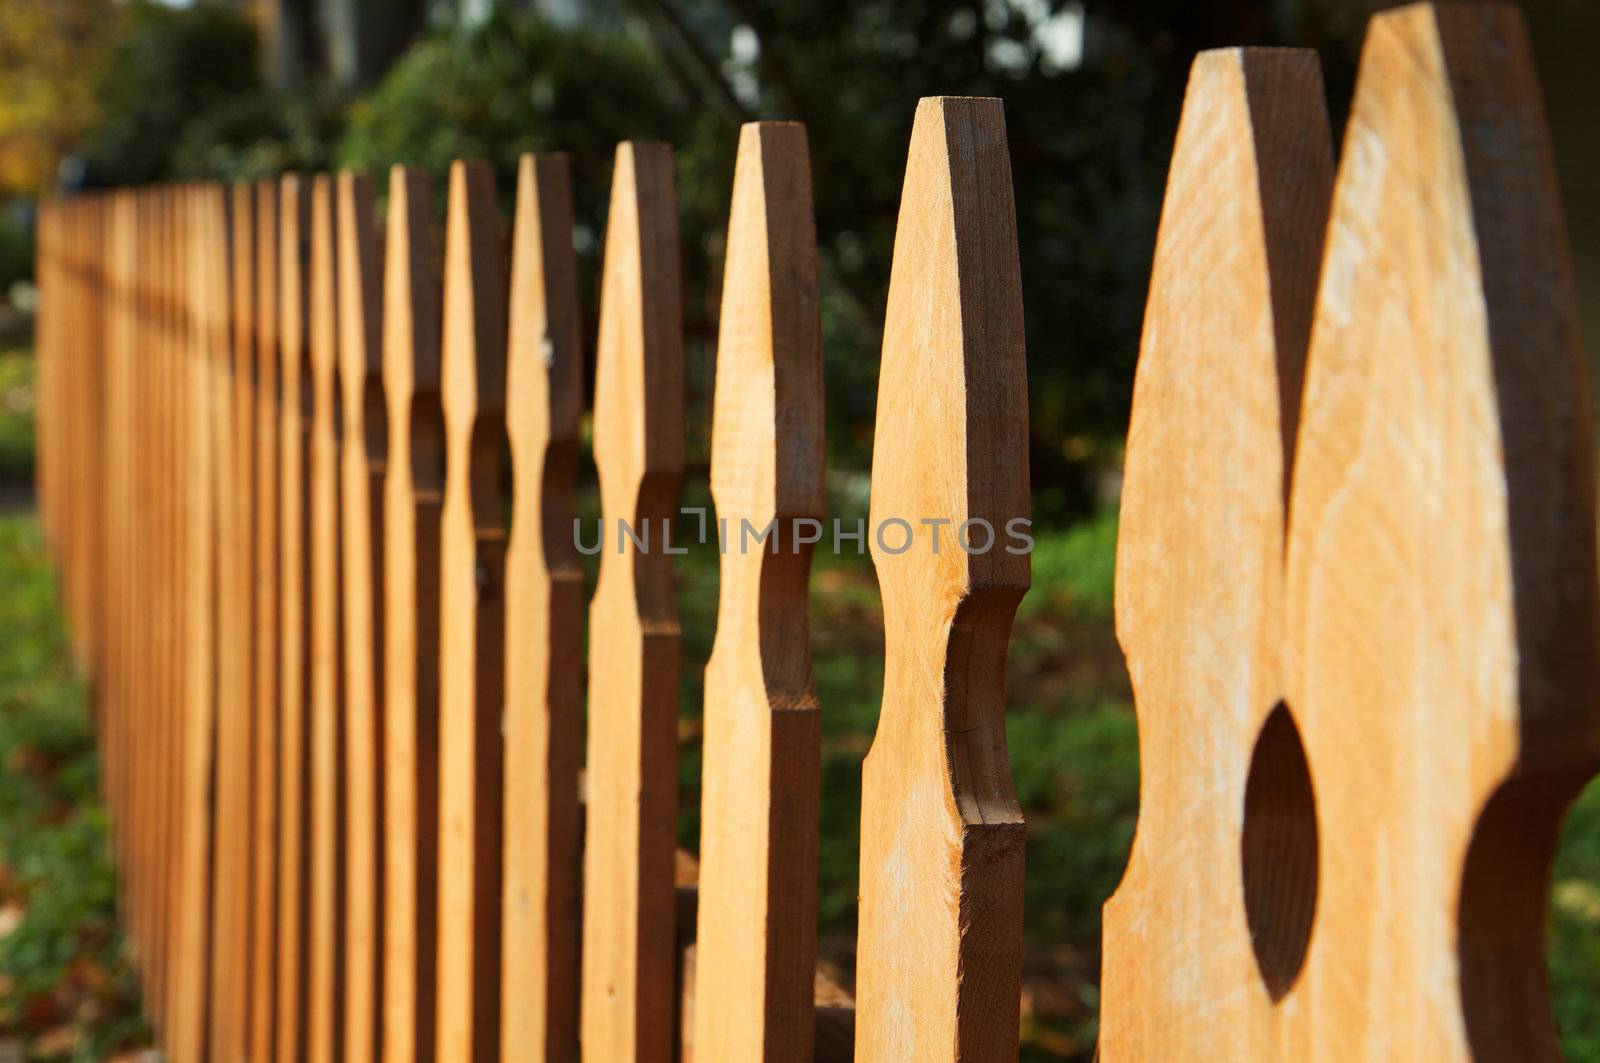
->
[29,3,1600,1061]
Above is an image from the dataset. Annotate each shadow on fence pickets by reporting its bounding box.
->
[29,3,1600,1060]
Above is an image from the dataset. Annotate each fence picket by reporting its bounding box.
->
[436,160,510,1063]
[1098,49,1331,1059]
[209,179,256,1061]
[1284,6,1600,1058]
[307,173,348,1063]
[382,164,444,1063]
[162,188,189,1038]
[501,151,584,1063]
[174,183,228,1063]
[692,120,824,1063]
[581,141,684,1063]
[152,191,177,1033]
[30,14,1600,1056]
[853,97,1029,1063]
[338,170,387,1063]
[250,176,283,1063]
[277,174,315,1063]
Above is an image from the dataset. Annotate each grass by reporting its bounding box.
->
[0,348,34,486]
[658,486,1136,1059]
[0,348,149,1061]
[0,510,149,1060]
[1,341,1599,1058]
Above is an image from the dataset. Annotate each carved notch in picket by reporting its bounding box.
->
[1100,48,1332,1060]
[436,160,510,1063]
[501,152,585,1063]
[853,97,1030,1063]
[581,141,685,1063]
[1284,5,1600,1059]
[337,170,386,1063]
[692,120,825,1063]
[382,164,444,1063]
[276,174,315,1063]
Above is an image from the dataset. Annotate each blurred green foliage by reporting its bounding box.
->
[78,0,338,186]
[0,513,149,1060]
[81,1,259,183]
[335,3,1177,498]
[1554,791,1600,1062]
[0,348,33,483]
[337,10,718,402]
[6,2,1600,1059]
[0,220,32,294]
[22,1,1370,502]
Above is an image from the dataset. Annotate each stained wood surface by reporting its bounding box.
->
[277,174,315,1063]
[692,120,824,1063]
[210,179,256,1062]
[147,191,172,1036]
[337,170,386,1063]
[500,152,584,1063]
[581,141,684,1063]
[853,96,1029,1063]
[250,176,282,1063]
[307,174,347,1063]
[35,14,1600,1059]
[175,183,227,1063]
[382,164,443,1063]
[1283,5,1600,1059]
[154,191,179,1036]
[1099,48,1331,1060]
[435,160,510,1063]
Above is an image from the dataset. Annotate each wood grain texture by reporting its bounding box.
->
[692,120,824,1063]
[1284,5,1600,1059]
[1099,48,1332,1061]
[435,160,510,1063]
[209,179,257,1063]
[500,152,584,1063]
[853,97,1029,1063]
[581,140,684,1063]
[307,173,348,1063]
[166,188,190,1039]
[250,176,282,1063]
[155,191,181,1036]
[277,174,315,1063]
[382,164,443,1063]
[175,183,227,1063]
[337,170,387,1063]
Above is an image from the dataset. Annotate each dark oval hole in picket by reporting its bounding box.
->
[1241,701,1318,1000]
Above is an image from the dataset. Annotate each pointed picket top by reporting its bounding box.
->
[336,170,385,1063]
[436,159,510,1062]
[1099,49,1332,1059]
[854,96,1029,1063]
[380,164,443,1063]
[582,140,684,1063]
[501,152,584,1062]
[693,121,825,1063]
[276,173,315,1063]
[1285,5,1600,1059]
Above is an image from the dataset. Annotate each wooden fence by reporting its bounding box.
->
[29,4,1600,1061]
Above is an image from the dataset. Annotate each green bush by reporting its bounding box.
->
[80,1,261,186]
[338,10,734,457]
[339,10,689,190]
[0,516,147,1059]
[0,349,33,483]
[0,217,32,293]
[337,10,704,251]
